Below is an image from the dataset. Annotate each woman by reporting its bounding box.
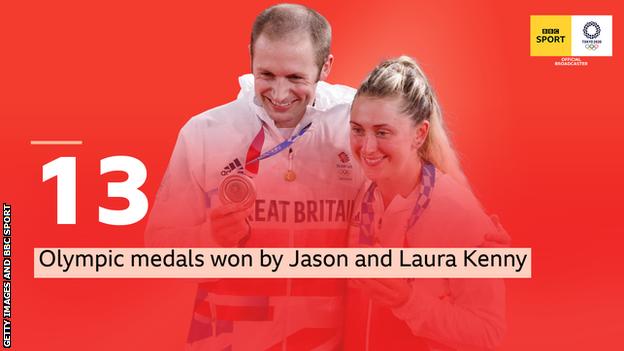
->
[345,56,505,350]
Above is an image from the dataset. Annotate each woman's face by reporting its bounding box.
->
[350,96,427,184]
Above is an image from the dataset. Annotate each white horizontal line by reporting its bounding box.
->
[30,140,83,145]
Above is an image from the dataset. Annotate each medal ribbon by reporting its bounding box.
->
[244,122,313,172]
[358,162,436,245]
[207,122,312,207]
[244,127,265,175]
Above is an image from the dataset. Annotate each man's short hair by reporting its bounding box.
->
[250,4,332,70]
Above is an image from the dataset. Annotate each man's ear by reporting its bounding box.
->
[412,120,430,149]
[319,54,334,81]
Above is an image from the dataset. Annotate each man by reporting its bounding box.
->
[146,4,364,350]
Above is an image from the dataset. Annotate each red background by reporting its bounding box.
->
[2,0,623,349]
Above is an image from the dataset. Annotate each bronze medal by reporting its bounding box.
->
[218,173,256,208]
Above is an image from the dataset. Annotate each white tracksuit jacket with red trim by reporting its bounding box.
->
[345,172,506,351]
[146,74,364,351]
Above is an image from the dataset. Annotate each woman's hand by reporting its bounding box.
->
[351,278,412,308]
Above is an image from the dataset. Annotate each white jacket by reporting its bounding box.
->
[345,170,506,351]
[146,74,364,350]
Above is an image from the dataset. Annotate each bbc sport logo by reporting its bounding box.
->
[531,15,612,57]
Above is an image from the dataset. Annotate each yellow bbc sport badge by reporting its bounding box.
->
[530,16,572,56]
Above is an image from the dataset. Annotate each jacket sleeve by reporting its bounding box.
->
[392,277,506,350]
[390,176,506,350]
[144,120,222,248]
[391,192,506,350]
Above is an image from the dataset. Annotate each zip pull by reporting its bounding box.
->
[284,148,296,182]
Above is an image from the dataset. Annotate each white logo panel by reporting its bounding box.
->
[571,15,612,56]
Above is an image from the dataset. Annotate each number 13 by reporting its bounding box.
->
[42,156,148,225]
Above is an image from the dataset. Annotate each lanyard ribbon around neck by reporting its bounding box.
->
[358,162,436,245]
[243,122,312,175]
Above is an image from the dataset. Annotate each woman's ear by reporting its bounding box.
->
[412,120,430,149]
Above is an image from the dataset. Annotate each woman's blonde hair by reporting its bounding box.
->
[354,56,468,186]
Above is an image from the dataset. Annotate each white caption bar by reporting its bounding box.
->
[34,248,531,278]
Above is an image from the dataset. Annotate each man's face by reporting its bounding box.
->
[252,32,330,128]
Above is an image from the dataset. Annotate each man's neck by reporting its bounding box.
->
[274,118,302,128]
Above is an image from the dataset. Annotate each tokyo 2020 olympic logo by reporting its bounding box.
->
[583,21,601,39]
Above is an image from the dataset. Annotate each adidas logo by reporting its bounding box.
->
[220,158,243,176]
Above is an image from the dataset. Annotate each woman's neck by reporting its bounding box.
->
[376,158,423,208]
